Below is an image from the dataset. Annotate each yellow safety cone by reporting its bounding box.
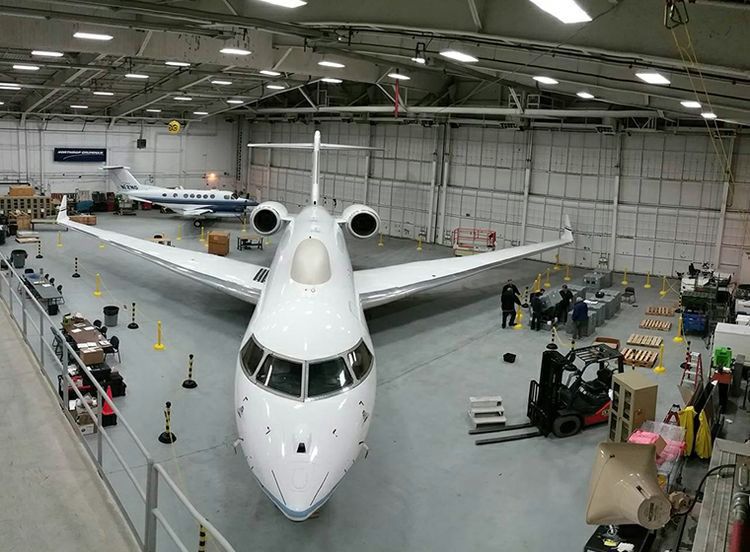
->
[659,276,668,297]
[153,320,166,351]
[56,231,63,248]
[93,273,102,297]
[378,233,384,247]
[653,343,666,374]
[417,237,422,251]
[544,268,551,288]
[673,315,684,343]
[564,264,571,282]
[644,272,652,289]
[621,269,628,286]
[553,254,560,271]
[513,304,523,330]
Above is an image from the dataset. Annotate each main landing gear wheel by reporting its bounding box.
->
[193,220,203,228]
[552,415,582,438]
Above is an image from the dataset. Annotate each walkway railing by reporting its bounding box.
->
[0,252,236,552]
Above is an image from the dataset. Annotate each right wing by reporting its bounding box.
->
[56,196,267,304]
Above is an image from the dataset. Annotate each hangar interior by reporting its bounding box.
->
[1,1,750,551]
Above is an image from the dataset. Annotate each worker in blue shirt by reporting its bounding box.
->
[571,297,589,339]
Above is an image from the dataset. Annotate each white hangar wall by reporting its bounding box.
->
[0,118,240,194]
[248,120,750,278]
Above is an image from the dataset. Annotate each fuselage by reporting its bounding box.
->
[234,205,376,520]
[124,187,257,214]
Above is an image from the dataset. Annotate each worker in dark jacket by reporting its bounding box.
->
[557,284,574,324]
[501,287,522,329]
[571,297,589,339]
[529,289,545,331]
[501,279,520,297]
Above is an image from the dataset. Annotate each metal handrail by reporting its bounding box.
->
[0,252,237,551]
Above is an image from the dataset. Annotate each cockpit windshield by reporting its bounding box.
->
[257,355,303,397]
[308,357,352,398]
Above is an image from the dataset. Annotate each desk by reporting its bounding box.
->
[64,319,112,366]
[237,235,263,251]
[24,272,63,314]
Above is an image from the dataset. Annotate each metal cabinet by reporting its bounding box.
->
[608,370,658,443]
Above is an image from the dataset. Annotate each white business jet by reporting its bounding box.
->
[102,165,258,226]
[57,131,573,521]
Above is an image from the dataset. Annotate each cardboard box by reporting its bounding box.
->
[69,215,97,225]
[79,347,105,366]
[208,231,230,256]
[15,213,31,231]
[9,185,34,197]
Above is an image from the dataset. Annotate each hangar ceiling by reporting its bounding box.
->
[0,0,748,128]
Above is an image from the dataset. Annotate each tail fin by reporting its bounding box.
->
[57,195,69,224]
[561,214,574,243]
[101,166,150,191]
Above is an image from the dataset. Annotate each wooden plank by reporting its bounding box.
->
[639,318,672,331]
[626,334,663,348]
[621,347,658,368]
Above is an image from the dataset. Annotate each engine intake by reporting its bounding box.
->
[250,201,288,236]
[340,204,380,239]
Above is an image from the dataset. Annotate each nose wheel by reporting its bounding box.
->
[193,220,203,228]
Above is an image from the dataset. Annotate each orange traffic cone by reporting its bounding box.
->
[102,385,117,427]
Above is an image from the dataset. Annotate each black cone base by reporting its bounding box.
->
[36,254,43,259]
[72,273,80,278]
[158,431,177,444]
[128,322,139,329]
[182,378,197,389]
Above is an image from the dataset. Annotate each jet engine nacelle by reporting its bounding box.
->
[340,204,380,239]
[250,201,288,236]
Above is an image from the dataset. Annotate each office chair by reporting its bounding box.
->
[99,326,108,337]
[57,285,64,304]
[93,319,102,328]
[24,268,34,274]
[107,335,121,363]
[623,286,636,304]
[49,277,55,285]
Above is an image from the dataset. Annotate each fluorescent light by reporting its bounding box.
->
[193,111,209,115]
[388,72,411,80]
[318,61,345,68]
[226,99,244,104]
[577,91,594,99]
[258,0,307,7]
[266,84,286,90]
[681,100,702,109]
[533,76,559,85]
[74,31,113,41]
[13,64,40,71]
[0,102,4,106]
[70,105,88,109]
[635,72,670,85]
[146,109,162,113]
[211,80,232,85]
[220,47,252,56]
[32,50,63,57]
[125,73,149,79]
[439,50,478,63]
[260,70,281,76]
[321,78,342,84]
[0,84,21,91]
[411,56,426,64]
[701,112,717,120]
[93,91,114,96]
[528,0,592,24]
[165,61,190,67]
[174,96,192,101]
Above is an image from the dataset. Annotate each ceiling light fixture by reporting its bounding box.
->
[174,96,192,101]
[266,84,286,90]
[411,56,426,65]
[577,91,594,99]
[32,50,64,58]
[528,0,592,24]
[0,83,21,90]
[93,91,114,96]
[260,70,281,76]
[165,61,191,67]
[70,105,88,109]
[146,108,161,113]
[74,31,113,41]
[388,72,411,80]
[220,47,252,56]
[318,60,345,68]
[193,111,209,115]
[226,99,244,104]
[635,72,670,85]
[411,42,427,64]
[439,50,478,63]
[211,80,232,85]
[533,76,559,85]
[257,0,307,7]
[13,64,39,71]
[0,102,4,106]
[701,112,717,120]
[680,100,702,109]
[321,78,342,84]
[125,73,149,79]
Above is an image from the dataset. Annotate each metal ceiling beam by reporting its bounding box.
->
[20,53,104,114]
[109,73,214,117]
[467,0,483,32]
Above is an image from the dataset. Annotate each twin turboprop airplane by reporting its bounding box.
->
[102,165,258,226]
[57,131,574,521]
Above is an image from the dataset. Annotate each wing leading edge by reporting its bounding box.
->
[354,217,574,309]
[56,196,266,304]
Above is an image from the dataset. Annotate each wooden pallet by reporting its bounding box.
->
[626,334,664,348]
[646,306,675,317]
[639,318,673,331]
[621,347,659,368]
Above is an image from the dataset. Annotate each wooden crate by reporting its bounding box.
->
[639,318,672,331]
[646,306,675,317]
[621,348,659,368]
[626,334,663,348]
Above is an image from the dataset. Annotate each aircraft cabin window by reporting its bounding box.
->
[183,193,188,198]
[257,355,302,398]
[308,357,352,398]
[204,194,209,199]
[162,193,167,197]
[224,195,230,200]
[240,337,265,379]
[173,193,178,197]
[349,342,373,380]
[190,193,195,198]
[210,194,215,199]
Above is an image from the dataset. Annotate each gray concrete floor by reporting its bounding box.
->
[3,211,749,552]
[0,299,138,552]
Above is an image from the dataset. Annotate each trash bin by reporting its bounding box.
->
[103,305,119,327]
[10,249,27,269]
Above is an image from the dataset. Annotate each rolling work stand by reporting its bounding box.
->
[473,344,624,445]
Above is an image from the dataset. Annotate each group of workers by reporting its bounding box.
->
[500,278,589,338]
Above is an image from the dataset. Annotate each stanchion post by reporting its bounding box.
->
[378,233,384,247]
[673,314,684,343]
[153,320,165,350]
[621,269,628,286]
[653,343,666,374]
[93,273,102,297]
[72,257,80,278]
[56,231,62,248]
[544,268,551,288]
[564,264,571,282]
[182,353,197,389]
[198,525,207,552]
[35,241,43,259]
[644,272,652,289]
[127,302,139,329]
[158,401,177,443]
[659,275,668,297]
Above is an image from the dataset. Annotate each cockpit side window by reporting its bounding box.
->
[240,336,265,379]
[349,341,373,380]
[258,355,303,398]
[308,357,352,398]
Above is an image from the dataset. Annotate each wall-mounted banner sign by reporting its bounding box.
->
[53,148,107,163]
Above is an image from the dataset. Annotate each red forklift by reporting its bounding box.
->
[474,343,624,445]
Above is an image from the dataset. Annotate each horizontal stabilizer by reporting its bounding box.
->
[248,142,380,151]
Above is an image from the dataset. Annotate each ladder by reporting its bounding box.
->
[680,350,704,390]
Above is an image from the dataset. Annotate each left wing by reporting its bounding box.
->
[354,217,573,309]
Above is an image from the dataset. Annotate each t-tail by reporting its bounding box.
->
[248,130,380,207]
[101,166,153,192]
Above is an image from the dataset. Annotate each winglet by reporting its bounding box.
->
[57,195,69,224]
[562,214,573,243]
